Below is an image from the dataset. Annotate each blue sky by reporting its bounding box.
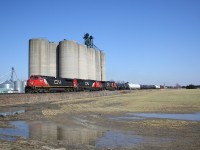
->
[0,0,199,86]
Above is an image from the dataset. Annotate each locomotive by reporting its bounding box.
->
[25,75,117,93]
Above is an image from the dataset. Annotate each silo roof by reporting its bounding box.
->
[0,80,12,85]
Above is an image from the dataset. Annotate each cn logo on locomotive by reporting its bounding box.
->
[85,82,90,86]
[54,80,62,84]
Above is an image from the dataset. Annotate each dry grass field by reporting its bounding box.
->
[42,89,200,118]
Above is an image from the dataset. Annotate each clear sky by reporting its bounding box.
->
[0,0,199,86]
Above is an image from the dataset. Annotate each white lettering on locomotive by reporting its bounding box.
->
[85,82,89,86]
[54,80,62,84]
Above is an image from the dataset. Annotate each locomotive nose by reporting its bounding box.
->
[27,80,33,86]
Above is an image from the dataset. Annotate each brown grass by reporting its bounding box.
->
[42,89,200,118]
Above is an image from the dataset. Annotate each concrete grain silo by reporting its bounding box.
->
[87,48,96,80]
[48,42,58,77]
[78,44,88,79]
[59,40,78,78]
[100,51,106,81]
[95,50,101,81]
[29,36,106,81]
[29,39,49,77]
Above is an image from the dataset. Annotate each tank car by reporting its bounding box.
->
[128,83,140,90]
[140,85,156,89]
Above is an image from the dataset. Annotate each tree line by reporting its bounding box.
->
[182,84,200,89]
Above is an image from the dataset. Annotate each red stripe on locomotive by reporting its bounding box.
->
[73,79,78,87]
[92,81,102,88]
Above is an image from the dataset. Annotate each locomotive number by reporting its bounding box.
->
[54,80,62,84]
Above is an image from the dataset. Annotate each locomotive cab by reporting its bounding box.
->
[27,75,49,87]
[25,75,49,93]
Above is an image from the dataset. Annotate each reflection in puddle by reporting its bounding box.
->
[29,121,102,146]
[112,112,200,121]
[0,120,173,148]
[0,121,29,141]
[0,121,103,146]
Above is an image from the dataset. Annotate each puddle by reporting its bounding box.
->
[0,121,29,141]
[96,130,143,148]
[0,107,25,117]
[112,112,200,121]
[0,121,173,148]
[0,121,103,145]
[29,122,148,148]
[96,130,172,149]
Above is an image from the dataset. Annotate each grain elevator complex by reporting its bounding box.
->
[29,36,106,81]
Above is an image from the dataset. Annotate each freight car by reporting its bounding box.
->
[140,85,156,89]
[128,83,140,90]
[116,82,161,90]
[116,82,129,90]
[25,75,117,93]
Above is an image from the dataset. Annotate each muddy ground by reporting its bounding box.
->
[0,90,200,150]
